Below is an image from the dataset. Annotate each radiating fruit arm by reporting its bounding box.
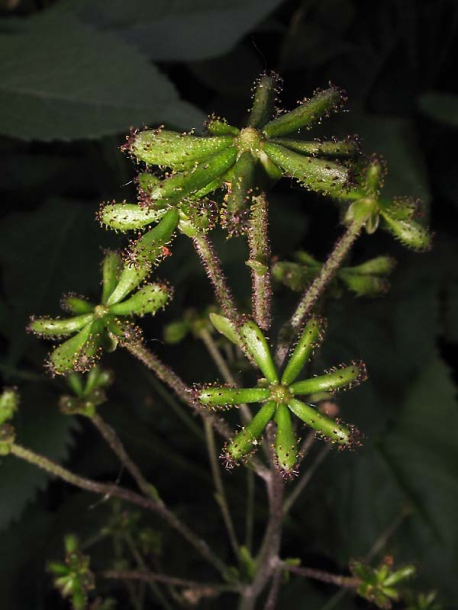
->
[224,401,276,462]
[125,128,234,170]
[199,386,271,407]
[290,362,366,395]
[281,316,326,385]
[262,87,345,138]
[274,403,297,474]
[247,72,280,129]
[99,203,165,232]
[288,398,352,445]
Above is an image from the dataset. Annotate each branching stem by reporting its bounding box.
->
[10,444,230,578]
[275,221,361,366]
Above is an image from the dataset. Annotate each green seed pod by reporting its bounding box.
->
[100,203,165,232]
[209,313,240,347]
[107,209,179,306]
[163,320,190,344]
[263,87,344,138]
[108,283,171,316]
[199,386,270,407]
[101,251,123,304]
[363,157,386,197]
[339,273,389,297]
[127,128,234,170]
[380,214,432,251]
[288,398,350,444]
[239,320,278,383]
[206,115,240,136]
[222,150,257,234]
[271,137,359,157]
[281,316,326,385]
[143,146,238,206]
[272,260,316,292]
[275,403,297,474]
[48,322,95,375]
[61,294,95,315]
[29,314,94,338]
[247,72,280,129]
[258,150,283,181]
[66,372,85,396]
[225,400,276,461]
[0,388,19,425]
[345,256,396,276]
[290,362,366,395]
[379,196,419,222]
[263,142,349,195]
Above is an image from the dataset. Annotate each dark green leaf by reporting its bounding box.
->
[0,12,204,141]
[70,0,286,61]
[419,92,458,128]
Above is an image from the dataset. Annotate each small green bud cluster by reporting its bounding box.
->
[350,556,416,609]
[48,534,95,610]
[273,251,396,297]
[29,210,177,375]
[59,366,114,417]
[196,314,365,477]
[342,157,432,251]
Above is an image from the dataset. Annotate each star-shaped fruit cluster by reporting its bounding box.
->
[28,210,178,375]
[99,73,358,238]
[195,314,366,476]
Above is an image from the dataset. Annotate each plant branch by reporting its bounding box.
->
[204,417,241,561]
[282,563,359,588]
[10,443,230,578]
[123,339,233,440]
[283,443,332,516]
[248,192,272,331]
[91,413,153,498]
[100,569,241,593]
[192,231,241,325]
[275,221,362,366]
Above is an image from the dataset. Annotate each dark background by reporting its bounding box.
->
[1,0,458,608]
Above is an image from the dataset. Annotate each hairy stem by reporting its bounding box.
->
[282,564,359,588]
[283,443,332,516]
[204,417,241,560]
[275,221,361,366]
[123,531,174,610]
[10,444,230,578]
[100,569,241,593]
[91,413,153,498]
[248,192,272,331]
[123,339,232,440]
[192,231,241,325]
[239,424,285,610]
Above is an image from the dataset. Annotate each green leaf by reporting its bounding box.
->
[0,384,78,530]
[380,355,458,545]
[419,92,458,128]
[68,0,286,61]
[0,12,204,141]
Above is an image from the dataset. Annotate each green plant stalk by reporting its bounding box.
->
[239,424,285,610]
[275,220,362,366]
[91,414,154,499]
[281,563,359,588]
[123,339,233,440]
[192,231,241,325]
[100,569,242,593]
[204,417,241,561]
[123,531,174,610]
[283,443,331,516]
[10,444,230,578]
[248,192,272,331]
